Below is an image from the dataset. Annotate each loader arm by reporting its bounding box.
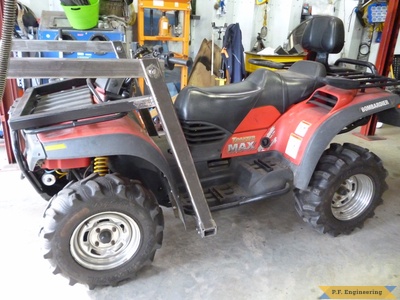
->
[6,40,217,238]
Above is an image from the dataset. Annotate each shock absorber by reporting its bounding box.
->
[93,157,109,176]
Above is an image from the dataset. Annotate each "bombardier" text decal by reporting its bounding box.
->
[360,100,390,113]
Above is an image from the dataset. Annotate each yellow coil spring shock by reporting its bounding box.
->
[93,157,109,176]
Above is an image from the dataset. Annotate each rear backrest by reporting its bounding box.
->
[301,15,345,68]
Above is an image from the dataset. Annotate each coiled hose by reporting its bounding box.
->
[0,0,16,104]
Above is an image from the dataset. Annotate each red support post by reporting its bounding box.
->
[359,0,400,137]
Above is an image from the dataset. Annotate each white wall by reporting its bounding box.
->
[337,0,364,60]
[191,0,304,58]
[263,0,303,50]
[395,32,400,55]
[19,0,62,17]
[290,0,400,63]
[190,0,254,58]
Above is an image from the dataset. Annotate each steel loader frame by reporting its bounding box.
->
[7,39,217,237]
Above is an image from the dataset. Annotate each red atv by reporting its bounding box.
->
[3,14,400,288]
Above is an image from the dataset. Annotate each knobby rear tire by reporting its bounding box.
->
[295,143,388,236]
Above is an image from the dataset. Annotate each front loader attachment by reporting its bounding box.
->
[7,39,217,237]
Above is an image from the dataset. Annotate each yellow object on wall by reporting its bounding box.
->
[256,0,268,5]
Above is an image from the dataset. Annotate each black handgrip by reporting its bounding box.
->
[248,58,285,69]
[164,53,193,70]
[168,56,193,67]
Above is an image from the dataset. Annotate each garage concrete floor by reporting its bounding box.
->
[0,126,399,300]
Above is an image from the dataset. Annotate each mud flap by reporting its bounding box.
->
[377,107,400,127]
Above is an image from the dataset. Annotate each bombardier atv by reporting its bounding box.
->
[2,3,400,288]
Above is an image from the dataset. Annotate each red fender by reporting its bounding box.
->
[221,85,399,189]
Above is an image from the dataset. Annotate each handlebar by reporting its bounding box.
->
[132,45,192,70]
[163,53,193,70]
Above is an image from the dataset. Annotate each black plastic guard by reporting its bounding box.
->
[377,107,400,127]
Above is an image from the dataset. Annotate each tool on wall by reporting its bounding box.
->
[251,33,266,53]
[211,22,227,84]
[252,3,268,52]
[173,11,182,37]
[214,0,227,16]
[259,3,268,39]
[355,0,388,62]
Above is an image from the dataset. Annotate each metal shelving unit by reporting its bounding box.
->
[137,0,191,88]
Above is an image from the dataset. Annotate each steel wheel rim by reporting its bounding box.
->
[70,211,141,270]
[331,174,374,221]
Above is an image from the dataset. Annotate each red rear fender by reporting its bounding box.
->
[269,86,399,189]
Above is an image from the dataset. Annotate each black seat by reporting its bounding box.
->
[280,60,326,107]
[175,60,326,133]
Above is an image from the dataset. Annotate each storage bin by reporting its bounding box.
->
[62,0,99,30]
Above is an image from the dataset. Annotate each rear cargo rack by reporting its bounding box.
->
[326,57,400,91]
[319,72,400,91]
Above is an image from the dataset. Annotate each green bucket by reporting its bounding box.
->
[62,0,100,30]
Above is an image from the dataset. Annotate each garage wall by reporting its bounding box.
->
[18,0,400,60]
[191,0,305,58]
[395,36,400,54]
[19,0,62,16]
[20,0,304,58]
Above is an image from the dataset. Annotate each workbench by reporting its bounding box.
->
[245,51,305,73]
